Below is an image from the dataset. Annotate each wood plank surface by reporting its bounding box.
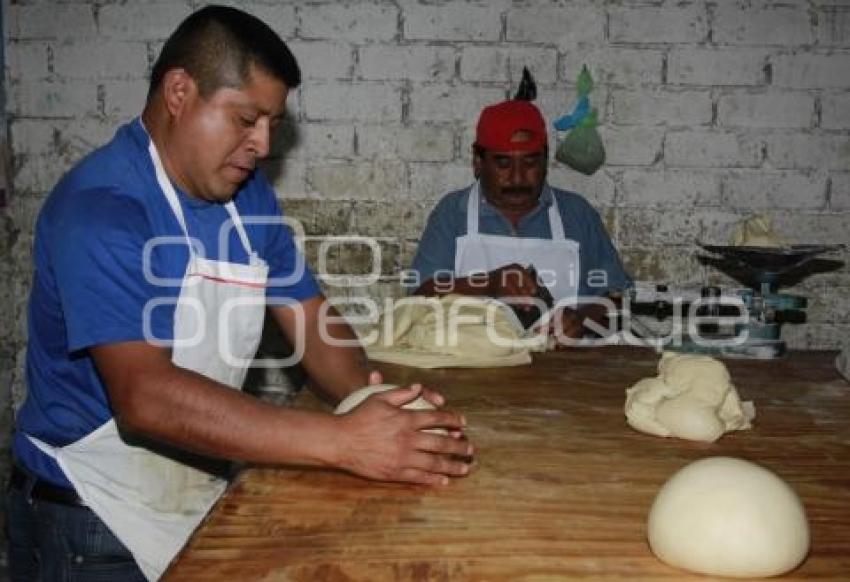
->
[165,347,850,581]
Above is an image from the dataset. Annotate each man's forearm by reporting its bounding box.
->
[93,343,343,468]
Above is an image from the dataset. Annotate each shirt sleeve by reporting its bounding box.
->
[574,202,632,296]
[408,196,461,291]
[48,187,175,352]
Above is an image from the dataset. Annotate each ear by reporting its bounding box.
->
[472,145,483,179]
[161,68,197,119]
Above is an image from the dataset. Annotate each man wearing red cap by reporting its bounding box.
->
[409,99,630,340]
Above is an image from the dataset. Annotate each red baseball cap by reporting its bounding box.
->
[475,100,547,152]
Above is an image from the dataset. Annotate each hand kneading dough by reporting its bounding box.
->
[648,457,810,578]
[334,384,435,415]
[624,352,755,442]
[729,214,786,248]
[335,384,449,435]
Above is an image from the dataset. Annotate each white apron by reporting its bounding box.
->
[454,181,580,305]
[28,136,268,580]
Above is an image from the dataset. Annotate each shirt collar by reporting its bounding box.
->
[478,182,553,219]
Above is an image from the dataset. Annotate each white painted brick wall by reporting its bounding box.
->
[307,160,407,200]
[459,47,509,83]
[718,92,815,128]
[356,124,454,162]
[289,42,353,80]
[52,41,149,80]
[722,171,828,210]
[668,49,767,87]
[830,173,850,211]
[359,45,455,82]
[409,84,506,122]
[712,4,813,46]
[665,130,762,168]
[612,88,713,126]
[222,2,298,39]
[292,123,355,160]
[6,41,50,81]
[599,126,664,166]
[765,133,850,170]
[620,169,721,208]
[100,79,150,121]
[6,3,97,39]
[821,94,850,129]
[506,7,605,47]
[302,82,402,122]
[562,48,664,87]
[300,3,397,42]
[98,1,193,40]
[773,53,850,89]
[816,6,850,47]
[404,4,500,42]
[10,79,98,118]
[609,6,708,45]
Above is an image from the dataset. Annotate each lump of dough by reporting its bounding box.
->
[729,214,786,248]
[648,457,809,578]
[624,353,755,442]
[334,384,435,415]
[374,294,530,357]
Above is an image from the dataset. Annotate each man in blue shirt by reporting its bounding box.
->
[409,99,630,341]
[6,7,471,580]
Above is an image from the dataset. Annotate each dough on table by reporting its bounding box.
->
[729,214,786,248]
[624,352,755,442]
[648,457,809,578]
[364,294,542,368]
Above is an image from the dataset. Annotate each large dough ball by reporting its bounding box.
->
[648,457,809,578]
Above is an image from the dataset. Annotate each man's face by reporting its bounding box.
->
[473,146,547,217]
[169,66,288,203]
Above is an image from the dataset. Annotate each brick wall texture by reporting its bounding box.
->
[1,0,849,543]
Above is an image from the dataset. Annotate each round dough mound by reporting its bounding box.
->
[648,457,809,578]
[334,384,435,415]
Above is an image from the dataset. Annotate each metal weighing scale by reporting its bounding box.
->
[625,244,845,359]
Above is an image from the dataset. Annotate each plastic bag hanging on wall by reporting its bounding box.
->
[553,65,605,175]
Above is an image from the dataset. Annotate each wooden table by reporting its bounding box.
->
[166,347,850,580]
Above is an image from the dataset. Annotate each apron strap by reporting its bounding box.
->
[466,181,480,235]
[546,186,566,241]
[223,201,259,262]
[147,138,193,250]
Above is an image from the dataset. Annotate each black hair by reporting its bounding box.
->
[147,5,301,101]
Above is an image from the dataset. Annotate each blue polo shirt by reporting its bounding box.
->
[13,118,320,488]
[409,184,631,297]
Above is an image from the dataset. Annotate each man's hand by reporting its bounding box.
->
[558,307,585,340]
[486,263,537,298]
[367,369,446,409]
[333,385,473,486]
[550,301,617,347]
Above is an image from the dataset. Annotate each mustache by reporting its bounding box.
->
[501,187,534,196]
